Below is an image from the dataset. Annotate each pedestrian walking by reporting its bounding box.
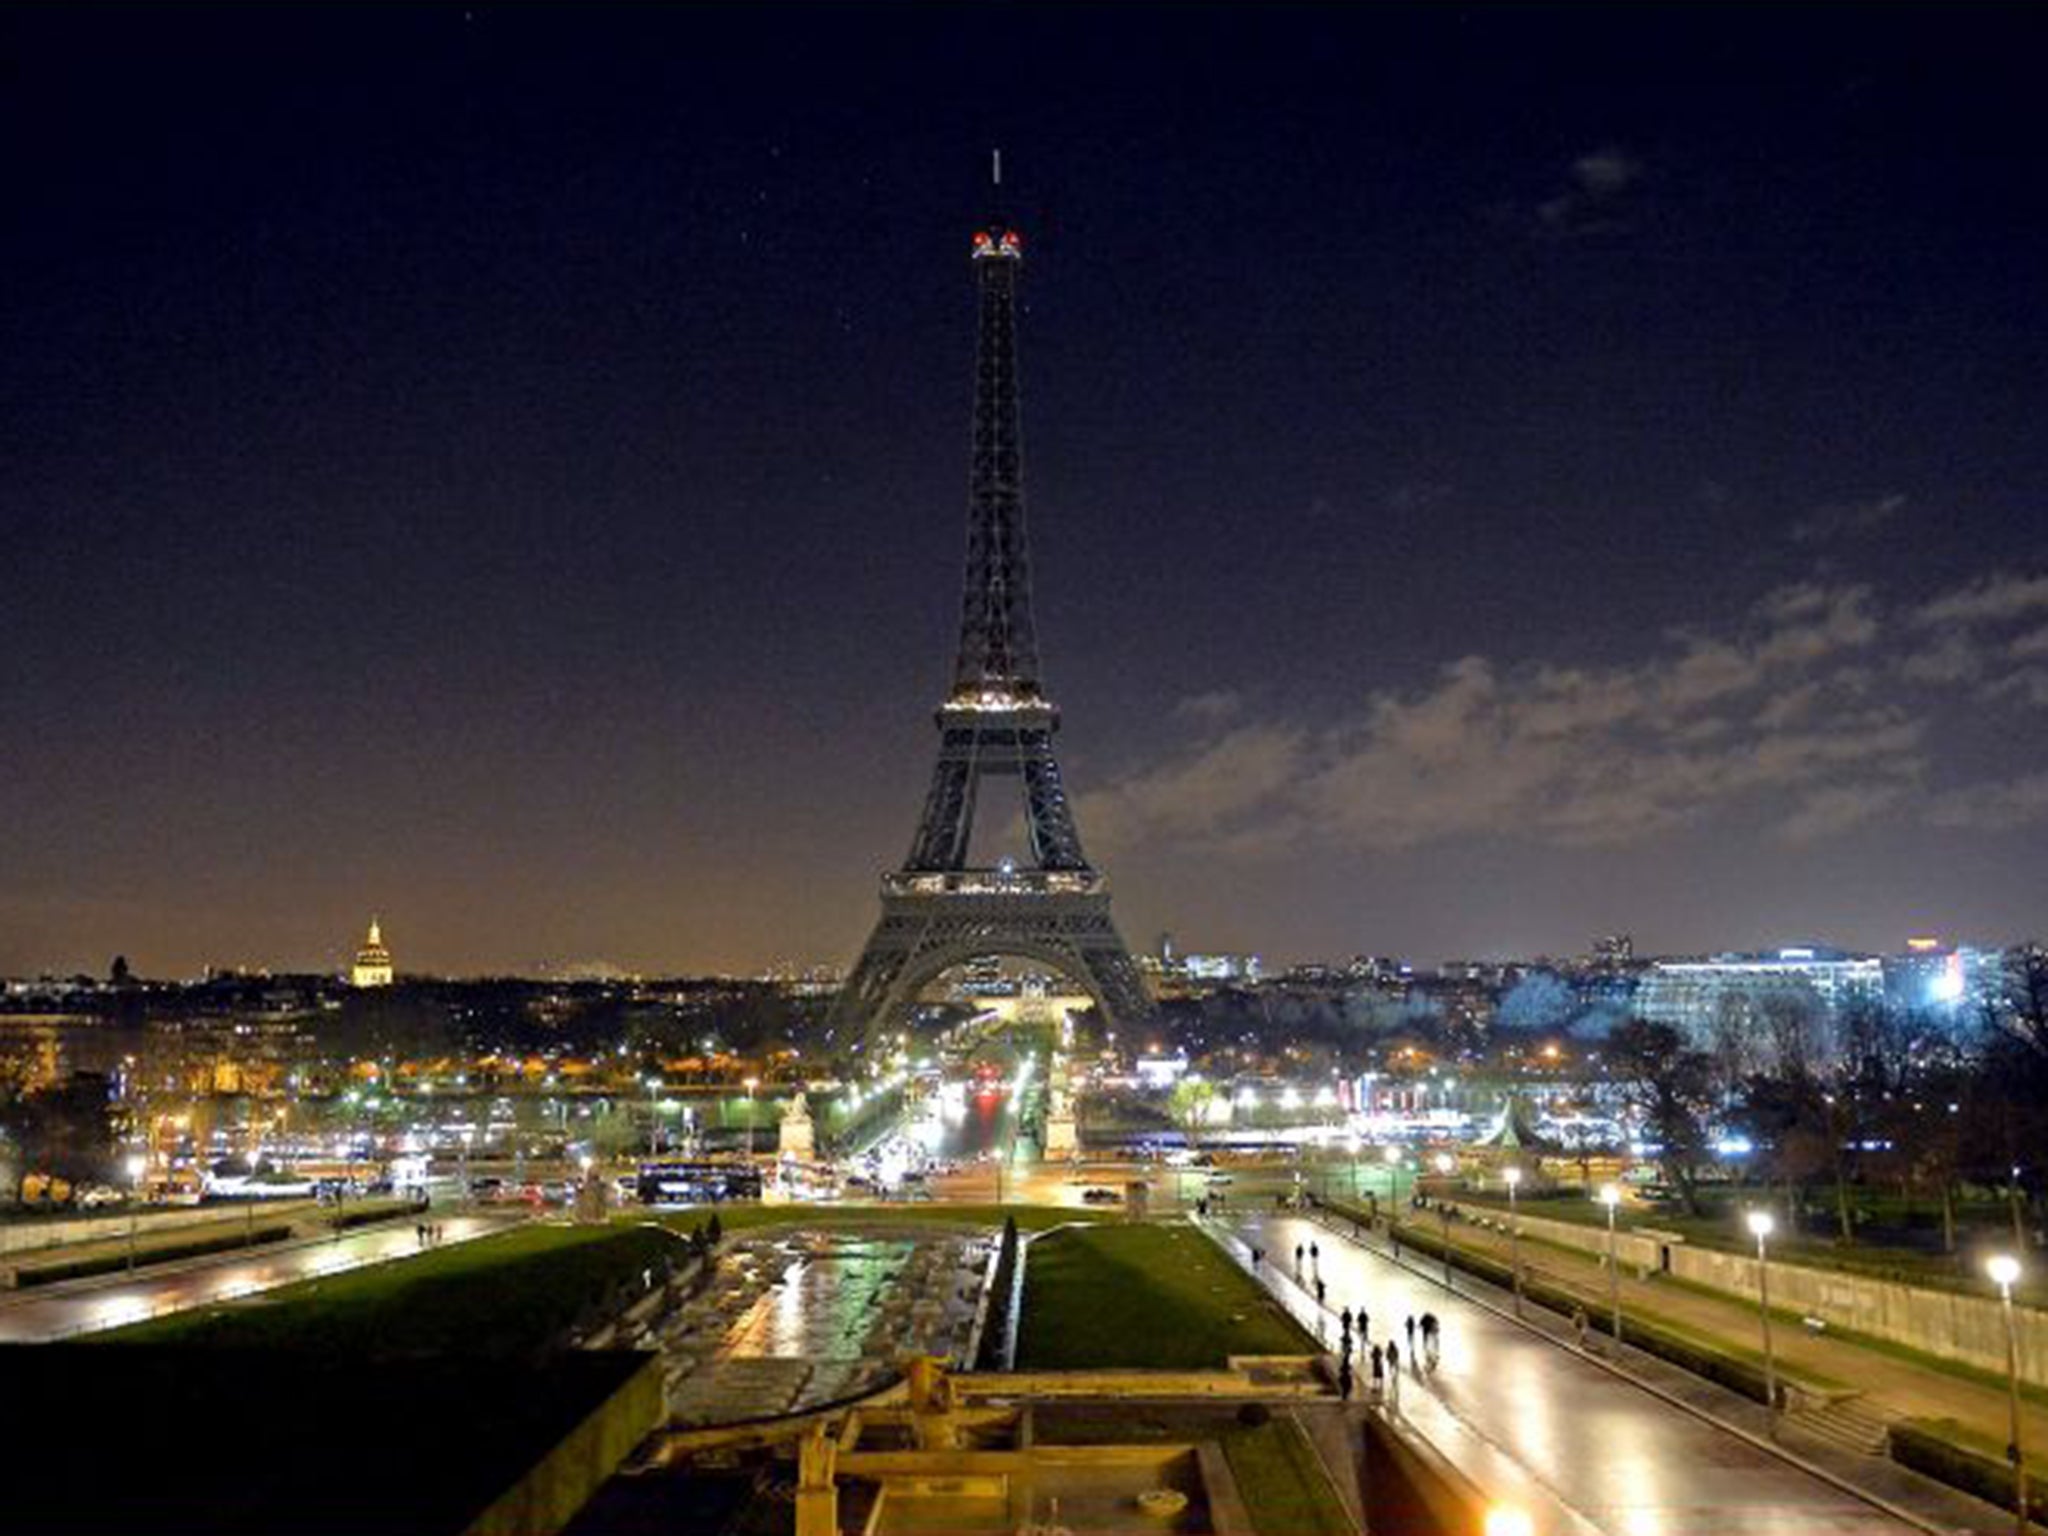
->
[1310,1240,1320,1266]
[1404,1315,1416,1352]
[1315,1276,1326,1305]
[1340,1306,1353,1339]
[1370,1344,1385,1399]
[1358,1308,1369,1343]
[1294,1242,1304,1270]
[1339,1355,1354,1400]
[1572,1305,1589,1349]
[1387,1339,1400,1373]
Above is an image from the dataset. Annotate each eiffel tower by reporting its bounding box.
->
[834,195,1150,1038]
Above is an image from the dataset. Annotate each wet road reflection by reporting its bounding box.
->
[660,1227,990,1426]
[1227,1211,1921,1535]
[0,1214,507,1342]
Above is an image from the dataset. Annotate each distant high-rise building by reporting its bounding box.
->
[1880,938,2002,1018]
[1592,934,1634,967]
[350,918,394,988]
[1635,945,1880,1052]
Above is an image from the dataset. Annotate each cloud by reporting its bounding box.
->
[1914,571,2048,628]
[1789,492,1908,544]
[1383,481,1455,516]
[1979,668,2048,708]
[1173,690,1244,723]
[1927,773,2048,831]
[1777,782,1911,844]
[1081,580,1934,858]
[1572,148,1643,195]
[1537,145,1647,238]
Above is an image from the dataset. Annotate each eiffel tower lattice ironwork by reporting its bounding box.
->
[834,212,1150,1037]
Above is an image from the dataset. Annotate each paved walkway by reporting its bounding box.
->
[1400,1203,2048,1455]
[0,1212,511,1342]
[1211,1209,2008,1534]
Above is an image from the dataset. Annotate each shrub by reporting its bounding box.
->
[21,1226,294,1287]
[1237,1401,1272,1428]
[1890,1419,2047,1523]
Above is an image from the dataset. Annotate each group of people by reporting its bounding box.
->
[1335,1308,1441,1402]
[413,1221,448,1248]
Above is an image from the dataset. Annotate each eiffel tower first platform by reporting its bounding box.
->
[833,210,1150,1038]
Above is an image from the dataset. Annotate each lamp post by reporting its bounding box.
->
[1988,1254,2027,1536]
[124,1153,147,1272]
[743,1077,760,1161]
[1600,1183,1623,1356]
[644,1077,661,1158]
[1747,1209,1779,1436]
[1504,1166,1524,1317]
[1434,1152,1456,1288]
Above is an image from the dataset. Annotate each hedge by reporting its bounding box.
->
[1890,1418,2047,1527]
[19,1225,295,1286]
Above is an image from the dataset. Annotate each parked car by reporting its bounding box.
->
[1081,1186,1121,1205]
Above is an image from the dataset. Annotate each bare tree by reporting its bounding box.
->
[1607,1020,1715,1216]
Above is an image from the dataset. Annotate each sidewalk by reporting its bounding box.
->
[1397,1203,2048,1456]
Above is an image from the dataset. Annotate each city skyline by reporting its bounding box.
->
[5,7,2047,976]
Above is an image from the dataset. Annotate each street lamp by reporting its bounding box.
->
[1747,1209,1778,1436]
[1504,1166,1524,1317]
[1434,1152,1456,1287]
[124,1153,147,1272]
[743,1077,760,1161]
[644,1077,662,1158]
[1988,1254,2027,1536]
[1599,1183,1623,1356]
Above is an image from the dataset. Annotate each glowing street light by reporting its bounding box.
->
[1987,1254,2027,1536]
[1503,1166,1525,1317]
[1434,1152,1456,1288]
[1599,1183,1624,1356]
[1747,1209,1778,1435]
[124,1153,147,1273]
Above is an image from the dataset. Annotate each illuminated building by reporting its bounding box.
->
[1634,945,1881,1048]
[1880,938,2003,1018]
[351,917,394,988]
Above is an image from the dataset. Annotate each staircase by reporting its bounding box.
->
[1792,1395,1894,1456]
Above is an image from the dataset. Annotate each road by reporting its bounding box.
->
[0,1213,508,1343]
[1222,1209,1939,1536]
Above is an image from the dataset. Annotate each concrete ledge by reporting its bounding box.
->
[461,1354,665,1536]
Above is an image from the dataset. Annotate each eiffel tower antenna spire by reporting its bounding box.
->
[832,183,1150,1040]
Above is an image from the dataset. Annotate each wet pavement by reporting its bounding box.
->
[0,1213,509,1342]
[1222,1210,1947,1536]
[658,1226,991,1426]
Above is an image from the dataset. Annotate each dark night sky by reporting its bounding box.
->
[4,5,2046,978]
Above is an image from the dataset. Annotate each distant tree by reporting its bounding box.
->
[1496,973,1575,1035]
[109,955,132,988]
[1,1073,117,1201]
[1606,1020,1715,1215]
[1168,1078,1216,1149]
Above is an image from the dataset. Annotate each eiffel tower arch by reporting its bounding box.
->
[834,206,1150,1040]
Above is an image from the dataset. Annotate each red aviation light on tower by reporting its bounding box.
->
[972,226,1023,260]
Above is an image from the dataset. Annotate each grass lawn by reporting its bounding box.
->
[95,1220,687,1355]
[1223,1418,1353,1536]
[1458,1188,2046,1305]
[1014,1222,1312,1369]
